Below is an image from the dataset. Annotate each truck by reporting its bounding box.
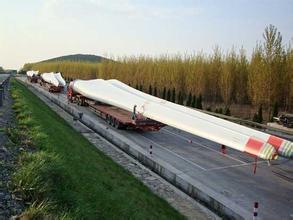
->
[26,70,40,83]
[274,114,293,128]
[38,78,63,93]
[27,75,40,83]
[37,72,66,93]
[67,84,165,131]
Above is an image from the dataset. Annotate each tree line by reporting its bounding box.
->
[23,25,293,119]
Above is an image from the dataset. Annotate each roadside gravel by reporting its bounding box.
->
[0,84,25,220]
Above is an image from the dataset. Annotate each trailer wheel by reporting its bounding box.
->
[106,115,110,124]
[114,119,121,129]
[110,117,114,126]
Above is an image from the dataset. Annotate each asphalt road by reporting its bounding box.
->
[0,74,10,84]
[25,79,293,220]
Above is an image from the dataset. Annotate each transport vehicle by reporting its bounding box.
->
[67,84,165,131]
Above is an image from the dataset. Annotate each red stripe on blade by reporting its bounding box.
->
[268,135,283,150]
[244,138,264,156]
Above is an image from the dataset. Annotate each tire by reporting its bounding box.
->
[114,119,121,129]
[106,115,111,124]
[110,117,114,126]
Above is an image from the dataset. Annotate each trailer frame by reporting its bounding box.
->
[67,86,165,131]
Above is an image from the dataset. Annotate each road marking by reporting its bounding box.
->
[138,134,207,171]
[162,128,247,164]
[206,161,267,171]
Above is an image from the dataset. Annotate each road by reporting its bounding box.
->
[0,74,10,84]
[24,78,293,220]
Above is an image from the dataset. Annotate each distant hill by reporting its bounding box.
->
[40,54,109,63]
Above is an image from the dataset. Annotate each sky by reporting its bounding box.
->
[0,0,292,69]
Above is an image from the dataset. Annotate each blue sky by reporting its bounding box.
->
[0,0,292,69]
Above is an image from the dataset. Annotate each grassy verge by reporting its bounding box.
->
[9,79,185,219]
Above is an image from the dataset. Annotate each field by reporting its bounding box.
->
[9,79,185,219]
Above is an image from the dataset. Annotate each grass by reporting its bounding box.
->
[10,79,185,219]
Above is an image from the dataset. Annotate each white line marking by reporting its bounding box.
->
[138,134,207,171]
[162,128,246,164]
[206,161,267,171]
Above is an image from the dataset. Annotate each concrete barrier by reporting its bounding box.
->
[17,78,250,220]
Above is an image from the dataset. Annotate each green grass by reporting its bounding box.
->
[10,79,185,219]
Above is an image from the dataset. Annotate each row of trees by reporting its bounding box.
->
[24,25,293,119]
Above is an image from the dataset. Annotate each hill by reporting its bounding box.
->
[41,54,108,63]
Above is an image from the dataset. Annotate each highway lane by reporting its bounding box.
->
[0,74,10,85]
[26,79,293,220]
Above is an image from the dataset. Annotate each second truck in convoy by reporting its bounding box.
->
[26,71,66,93]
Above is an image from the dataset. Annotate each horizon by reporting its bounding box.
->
[0,0,292,70]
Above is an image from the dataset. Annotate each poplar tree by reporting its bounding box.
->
[154,87,157,97]
[186,92,192,106]
[191,95,197,108]
[171,88,176,103]
[149,85,153,95]
[162,87,166,99]
[196,94,203,109]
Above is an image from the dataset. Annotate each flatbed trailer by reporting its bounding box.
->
[38,78,63,93]
[67,86,165,131]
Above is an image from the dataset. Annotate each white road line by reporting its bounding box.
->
[138,134,207,171]
[206,161,267,171]
[162,128,247,164]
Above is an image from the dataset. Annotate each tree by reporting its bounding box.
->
[252,105,263,123]
[0,66,4,74]
[235,48,249,104]
[196,94,203,109]
[162,87,166,99]
[224,107,231,116]
[177,91,182,104]
[271,101,279,121]
[167,89,171,101]
[186,92,192,106]
[191,95,197,108]
[171,88,176,103]
[154,86,157,97]
[248,25,285,120]
[262,25,284,119]
[220,48,237,107]
[149,85,153,95]
[206,46,222,102]
[258,105,263,123]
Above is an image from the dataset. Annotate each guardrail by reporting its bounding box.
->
[199,109,293,137]
[0,74,10,107]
